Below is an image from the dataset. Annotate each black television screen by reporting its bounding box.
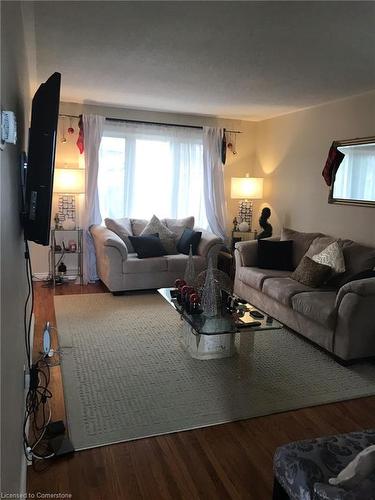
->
[24,72,61,246]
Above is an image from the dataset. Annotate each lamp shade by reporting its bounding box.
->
[231,177,263,199]
[54,168,85,194]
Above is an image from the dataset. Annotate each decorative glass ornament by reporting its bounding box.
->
[200,258,219,317]
[184,245,196,286]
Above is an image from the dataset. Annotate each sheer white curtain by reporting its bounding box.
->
[334,144,375,201]
[202,127,228,240]
[82,114,105,283]
[98,122,208,227]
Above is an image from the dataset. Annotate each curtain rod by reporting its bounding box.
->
[58,113,242,134]
[336,135,375,146]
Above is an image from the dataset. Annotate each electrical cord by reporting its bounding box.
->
[54,246,65,270]
[24,240,32,367]
[23,240,55,462]
[23,357,54,461]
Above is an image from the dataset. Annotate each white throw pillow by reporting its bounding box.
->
[164,216,195,239]
[329,445,375,490]
[105,218,134,253]
[140,215,177,254]
[311,241,345,274]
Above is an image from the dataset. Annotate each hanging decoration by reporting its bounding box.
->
[227,131,237,155]
[221,129,227,164]
[67,117,75,135]
[76,115,84,154]
[60,117,67,143]
[322,142,345,186]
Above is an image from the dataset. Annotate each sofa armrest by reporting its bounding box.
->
[196,230,223,259]
[234,240,258,267]
[336,277,375,308]
[90,224,128,260]
[333,277,375,360]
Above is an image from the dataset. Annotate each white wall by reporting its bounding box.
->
[1,1,31,494]
[255,91,375,246]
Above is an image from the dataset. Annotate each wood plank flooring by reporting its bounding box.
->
[27,282,375,500]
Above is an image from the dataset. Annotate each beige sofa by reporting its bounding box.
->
[234,230,375,362]
[90,220,222,293]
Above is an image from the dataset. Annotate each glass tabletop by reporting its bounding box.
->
[158,288,283,336]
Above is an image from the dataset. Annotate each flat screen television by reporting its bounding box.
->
[24,72,61,246]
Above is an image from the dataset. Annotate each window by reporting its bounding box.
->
[98,122,208,227]
[330,142,375,206]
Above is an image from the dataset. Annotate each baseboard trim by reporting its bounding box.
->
[20,449,27,493]
[32,272,49,280]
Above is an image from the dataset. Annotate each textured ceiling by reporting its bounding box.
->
[32,1,375,120]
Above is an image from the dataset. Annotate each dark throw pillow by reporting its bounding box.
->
[177,228,202,255]
[257,240,294,271]
[341,269,375,286]
[291,256,332,288]
[128,233,166,259]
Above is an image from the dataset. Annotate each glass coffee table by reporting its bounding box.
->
[158,287,283,361]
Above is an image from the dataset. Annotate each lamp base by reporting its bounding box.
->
[57,194,76,227]
[237,199,253,231]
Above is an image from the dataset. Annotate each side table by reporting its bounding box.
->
[231,230,257,251]
[50,228,83,285]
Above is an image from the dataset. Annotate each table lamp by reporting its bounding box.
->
[231,175,263,231]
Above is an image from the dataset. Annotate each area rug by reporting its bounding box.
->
[55,292,375,451]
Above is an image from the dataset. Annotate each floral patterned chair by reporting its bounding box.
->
[273,430,375,500]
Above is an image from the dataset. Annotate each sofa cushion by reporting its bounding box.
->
[257,240,294,271]
[104,217,134,252]
[262,277,314,306]
[140,215,177,255]
[291,256,332,288]
[130,218,148,236]
[165,254,206,274]
[281,228,322,268]
[292,291,337,328]
[164,216,195,239]
[238,267,292,291]
[329,242,375,288]
[305,235,338,258]
[123,254,168,274]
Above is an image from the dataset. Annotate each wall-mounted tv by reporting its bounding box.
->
[24,72,61,246]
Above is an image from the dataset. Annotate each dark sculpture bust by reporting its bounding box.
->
[257,207,272,239]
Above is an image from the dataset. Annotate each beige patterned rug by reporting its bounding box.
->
[55,292,375,451]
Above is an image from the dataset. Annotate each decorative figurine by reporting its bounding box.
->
[54,213,61,230]
[68,240,77,252]
[257,207,273,239]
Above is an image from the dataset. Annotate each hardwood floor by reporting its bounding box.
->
[27,283,375,500]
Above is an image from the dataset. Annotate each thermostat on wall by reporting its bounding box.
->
[1,110,17,145]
